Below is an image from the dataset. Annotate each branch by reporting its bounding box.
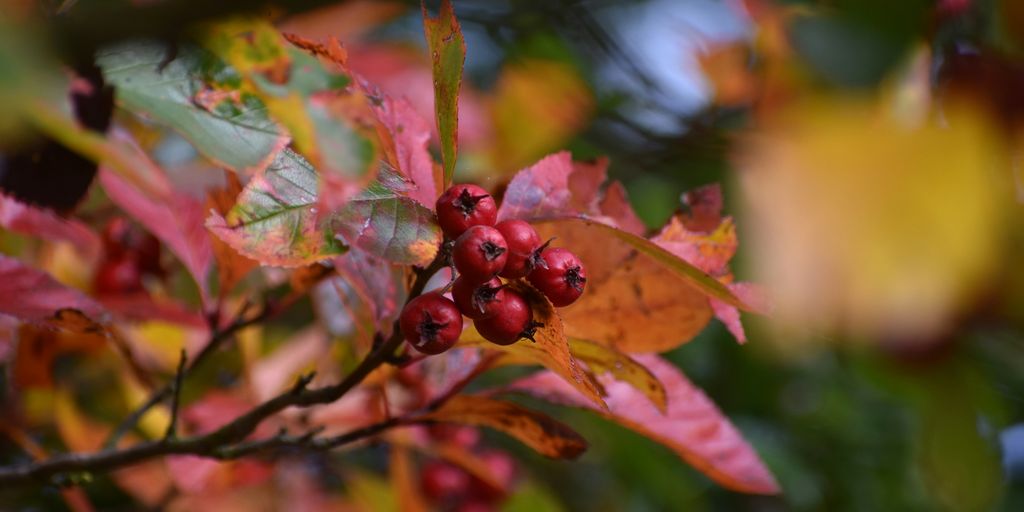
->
[162,349,187,440]
[1,254,448,487]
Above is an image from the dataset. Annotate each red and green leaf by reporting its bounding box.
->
[422,0,465,189]
[507,355,780,495]
[331,168,441,267]
[206,148,347,267]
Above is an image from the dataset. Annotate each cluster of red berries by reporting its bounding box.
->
[400,184,587,355]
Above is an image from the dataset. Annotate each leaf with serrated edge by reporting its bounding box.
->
[206,149,346,267]
[331,171,441,267]
[421,395,587,459]
[507,355,780,494]
[421,0,465,189]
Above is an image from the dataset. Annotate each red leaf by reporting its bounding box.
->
[100,169,212,304]
[651,215,738,276]
[0,193,101,258]
[497,151,575,221]
[372,95,438,208]
[507,355,780,494]
[599,181,646,236]
[498,152,646,234]
[0,256,104,321]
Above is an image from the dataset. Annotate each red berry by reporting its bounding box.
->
[420,460,471,502]
[528,247,587,307]
[495,220,542,279]
[93,256,143,295]
[400,292,464,355]
[474,290,534,345]
[451,276,507,320]
[453,226,508,283]
[436,184,498,239]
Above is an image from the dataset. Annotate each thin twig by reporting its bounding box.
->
[2,254,448,487]
[162,349,187,440]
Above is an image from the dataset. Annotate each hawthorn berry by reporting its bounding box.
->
[93,256,143,295]
[436,184,498,239]
[420,460,471,502]
[399,292,464,355]
[495,219,542,279]
[452,276,507,320]
[453,225,508,283]
[528,247,587,307]
[474,290,534,345]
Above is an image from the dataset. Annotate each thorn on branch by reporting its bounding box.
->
[163,349,188,440]
[291,372,316,394]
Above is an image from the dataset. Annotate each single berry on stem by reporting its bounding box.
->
[400,292,464,355]
[495,219,543,279]
[453,225,508,283]
[474,290,533,345]
[528,247,587,307]
[452,276,507,320]
[436,184,498,239]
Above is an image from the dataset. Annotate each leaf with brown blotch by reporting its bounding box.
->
[506,355,780,495]
[206,148,347,268]
[460,281,607,409]
[531,218,747,352]
[206,172,258,297]
[422,0,465,189]
[0,256,105,321]
[421,395,587,460]
[14,309,110,388]
[568,338,667,413]
[100,167,213,304]
[0,193,101,258]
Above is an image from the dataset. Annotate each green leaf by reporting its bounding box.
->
[96,41,288,173]
[206,148,346,267]
[422,0,465,189]
[331,169,441,266]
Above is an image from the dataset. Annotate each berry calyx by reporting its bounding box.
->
[453,225,508,283]
[436,184,498,239]
[399,292,464,355]
[474,290,533,345]
[452,276,507,320]
[495,219,542,279]
[528,247,587,307]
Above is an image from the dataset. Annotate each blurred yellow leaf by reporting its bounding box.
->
[738,98,1009,343]
[491,60,593,172]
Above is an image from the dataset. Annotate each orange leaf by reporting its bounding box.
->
[568,338,667,413]
[460,281,607,409]
[508,355,780,494]
[421,395,587,460]
[207,172,258,297]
